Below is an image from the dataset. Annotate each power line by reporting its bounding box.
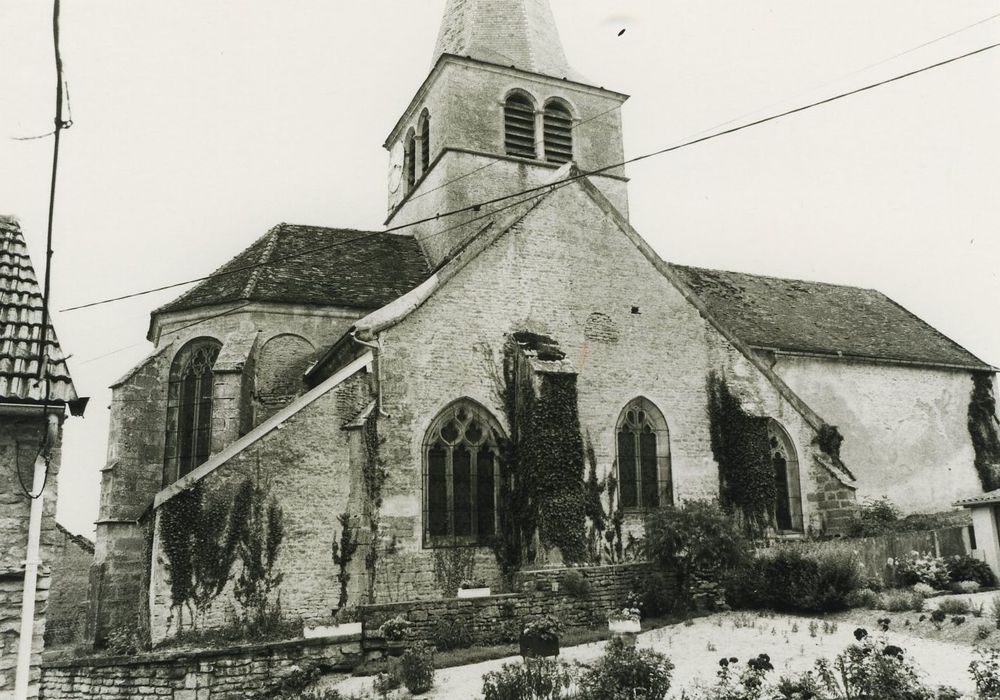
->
[60,39,1000,315]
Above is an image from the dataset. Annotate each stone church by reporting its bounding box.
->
[90,0,999,644]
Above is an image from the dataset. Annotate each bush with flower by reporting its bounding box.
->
[377,615,411,641]
[608,607,641,624]
[522,615,562,642]
[896,551,950,590]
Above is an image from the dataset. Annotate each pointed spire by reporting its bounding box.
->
[432,0,585,82]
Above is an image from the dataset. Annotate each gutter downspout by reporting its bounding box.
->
[351,331,388,417]
[14,411,59,700]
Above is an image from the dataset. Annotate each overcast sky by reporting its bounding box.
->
[2,1,998,538]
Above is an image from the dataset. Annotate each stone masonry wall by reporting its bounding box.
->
[44,527,93,648]
[361,562,660,647]
[40,634,362,700]
[0,414,62,697]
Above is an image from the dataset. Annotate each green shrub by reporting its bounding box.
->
[641,571,675,617]
[430,617,474,651]
[930,609,946,623]
[845,588,880,609]
[814,630,933,700]
[879,589,925,613]
[561,570,591,598]
[970,648,1000,699]
[399,642,435,695]
[644,501,749,600]
[936,597,971,615]
[946,554,996,587]
[481,658,575,700]
[731,548,862,613]
[848,497,901,537]
[577,636,673,699]
[896,552,949,589]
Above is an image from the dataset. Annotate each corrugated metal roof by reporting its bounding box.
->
[671,264,993,371]
[0,215,77,404]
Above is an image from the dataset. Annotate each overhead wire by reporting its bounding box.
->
[59,38,1000,316]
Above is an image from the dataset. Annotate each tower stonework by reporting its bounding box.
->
[385,0,630,266]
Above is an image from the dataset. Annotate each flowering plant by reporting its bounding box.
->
[522,615,562,642]
[897,551,949,589]
[377,615,411,641]
[608,607,641,624]
[459,577,487,590]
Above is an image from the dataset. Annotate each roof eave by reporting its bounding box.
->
[757,346,997,373]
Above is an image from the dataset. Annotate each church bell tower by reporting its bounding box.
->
[384,0,630,266]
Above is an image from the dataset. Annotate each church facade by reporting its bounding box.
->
[90,0,999,644]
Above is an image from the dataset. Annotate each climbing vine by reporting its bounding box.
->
[491,332,588,577]
[362,408,388,603]
[331,511,358,609]
[159,475,284,635]
[582,438,625,563]
[706,372,775,537]
[969,373,1000,491]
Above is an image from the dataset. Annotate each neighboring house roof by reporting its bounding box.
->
[955,490,1000,508]
[155,224,431,315]
[0,215,77,405]
[670,265,993,372]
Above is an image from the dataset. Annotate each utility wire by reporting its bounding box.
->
[18,0,67,500]
[60,39,1000,314]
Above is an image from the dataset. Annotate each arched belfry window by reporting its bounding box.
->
[419,110,431,174]
[423,400,504,547]
[164,338,221,485]
[768,420,803,532]
[405,129,417,191]
[616,398,672,510]
[543,100,573,164]
[504,93,536,159]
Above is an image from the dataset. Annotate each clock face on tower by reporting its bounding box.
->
[388,142,404,194]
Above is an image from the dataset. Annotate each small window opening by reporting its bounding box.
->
[504,93,536,159]
[420,113,431,173]
[405,130,416,190]
[543,101,573,164]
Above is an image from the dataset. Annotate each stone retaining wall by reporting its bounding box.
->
[360,562,664,647]
[40,634,361,700]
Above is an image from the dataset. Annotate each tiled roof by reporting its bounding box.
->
[0,215,77,404]
[955,490,1000,507]
[156,224,432,315]
[671,265,992,371]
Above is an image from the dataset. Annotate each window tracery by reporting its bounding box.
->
[616,397,672,510]
[163,339,221,485]
[423,399,503,547]
[768,419,803,532]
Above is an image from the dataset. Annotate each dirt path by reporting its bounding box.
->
[326,610,980,698]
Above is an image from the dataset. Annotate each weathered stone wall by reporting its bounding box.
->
[40,634,361,700]
[44,527,93,648]
[774,356,983,513]
[388,58,629,264]
[148,371,372,643]
[93,304,363,643]
[0,414,62,696]
[360,562,661,648]
[375,177,850,579]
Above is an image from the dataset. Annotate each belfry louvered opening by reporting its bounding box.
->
[543,101,573,164]
[504,93,536,159]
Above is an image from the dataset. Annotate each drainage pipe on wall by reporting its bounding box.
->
[13,411,58,700]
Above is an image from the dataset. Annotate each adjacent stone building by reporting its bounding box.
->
[0,215,82,697]
[89,0,999,646]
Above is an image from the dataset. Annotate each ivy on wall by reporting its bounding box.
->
[583,438,625,564]
[362,408,388,603]
[969,373,1000,491]
[159,476,284,635]
[492,332,589,577]
[331,512,358,609]
[706,372,775,537]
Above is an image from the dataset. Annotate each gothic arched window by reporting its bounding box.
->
[504,93,537,159]
[163,338,221,485]
[768,419,803,532]
[419,110,431,174]
[543,100,573,164]
[616,398,672,510]
[405,128,417,191]
[423,399,504,547]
